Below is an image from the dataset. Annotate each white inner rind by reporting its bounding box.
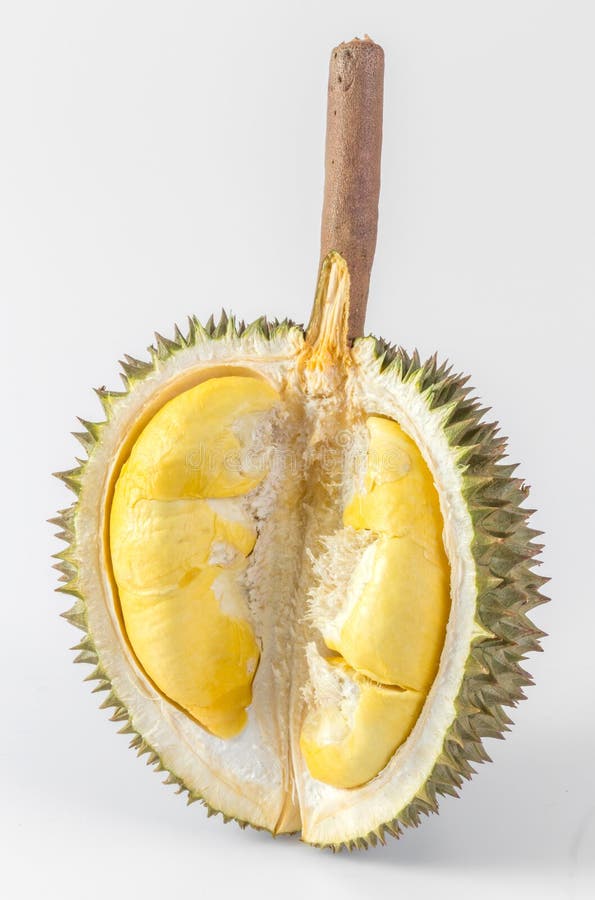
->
[74,330,477,844]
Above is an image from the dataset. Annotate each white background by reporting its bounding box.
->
[1,2,594,898]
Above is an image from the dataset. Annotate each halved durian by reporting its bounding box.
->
[53,252,546,849]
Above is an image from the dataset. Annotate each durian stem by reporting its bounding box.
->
[318,36,384,341]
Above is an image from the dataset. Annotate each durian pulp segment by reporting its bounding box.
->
[110,376,279,739]
[298,415,450,790]
[107,253,451,836]
[299,656,426,790]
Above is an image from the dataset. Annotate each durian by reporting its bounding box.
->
[53,37,546,850]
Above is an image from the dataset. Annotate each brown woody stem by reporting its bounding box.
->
[318,37,384,341]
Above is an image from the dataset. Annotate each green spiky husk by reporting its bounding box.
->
[52,313,547,851]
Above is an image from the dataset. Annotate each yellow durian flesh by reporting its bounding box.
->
[117,569,259,739]
[301,415,451,788]
[110,497,257,593]
[110,375,279,738]
[118,374,280,501]
[331,535,451,691]
[344,416,446,563]
[340,415,450,693]
[300,659,425,790]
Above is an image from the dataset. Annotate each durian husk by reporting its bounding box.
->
[52,312,547,850]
